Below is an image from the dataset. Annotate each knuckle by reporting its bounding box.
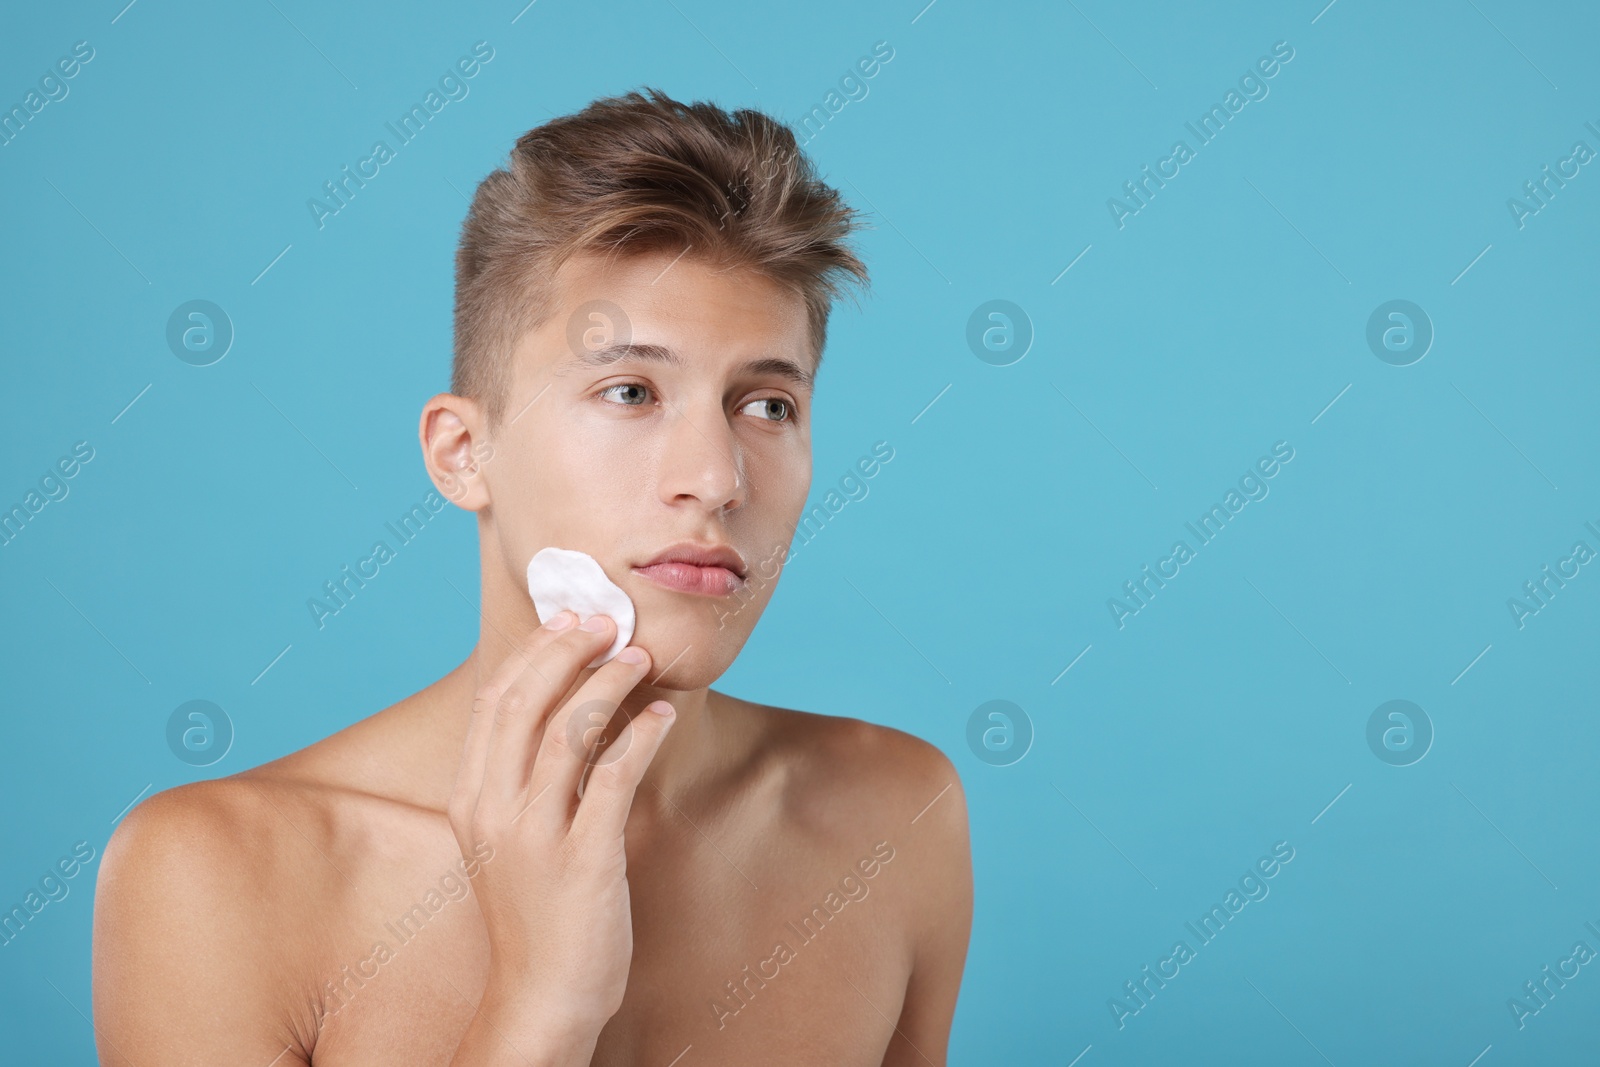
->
[556,629,601,656]
[495,690,531,722]
[585,759,630,796]
[467,807,499,843]
[605,650,649,675]
[540,718,577,761]
[567,620,613,646]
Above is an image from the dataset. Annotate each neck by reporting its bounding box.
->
[417,601,720,819]
[408,531,733,820]
[474,634,717,809]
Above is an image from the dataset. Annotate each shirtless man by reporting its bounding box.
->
[90,88,973,1065]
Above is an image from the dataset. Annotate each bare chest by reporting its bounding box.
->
[305,838,913,1065]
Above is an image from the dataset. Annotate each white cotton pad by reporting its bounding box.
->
[526,547,637,668]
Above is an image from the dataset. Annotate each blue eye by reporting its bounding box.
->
[742,397,792,422]
[598,383,651,406]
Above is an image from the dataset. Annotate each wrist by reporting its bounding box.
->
[478,971,608,1061]
[519,1026,601,1067]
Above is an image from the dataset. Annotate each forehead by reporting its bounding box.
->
[539,248,812,369]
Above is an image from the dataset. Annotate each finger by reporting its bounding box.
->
[481,614,620,809]
[447,670,495,843]
[526,642,654,824]
[570,700,676,843]
[450,610,575,833]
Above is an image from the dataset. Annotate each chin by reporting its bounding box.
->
[628,608,752,691]
[634,646,736,692]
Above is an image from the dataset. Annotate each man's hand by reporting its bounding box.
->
[447,610,675,1066]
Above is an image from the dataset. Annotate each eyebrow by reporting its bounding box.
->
[567,341,815,392]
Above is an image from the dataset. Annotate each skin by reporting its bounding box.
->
[90,247,974,1066]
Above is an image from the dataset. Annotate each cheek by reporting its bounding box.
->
[751,442,810,511]
[531,418,639,496]
[491,428,622,549]
[627,586,771,689]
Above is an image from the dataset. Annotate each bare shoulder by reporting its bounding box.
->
[734,697,971,862]
[100,777,250,928]
[92,770,335,1061]
[96,737,407,959]
[740,699,974,981]
[99,769,318,910]
[91,699,457,1061]
[707,701,975,1058]
[99,700,427,909]
[96,693,447,973]
[91,705,437,1041]
[101,734,358,897]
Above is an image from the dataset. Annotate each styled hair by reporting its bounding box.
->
[451,87,872,429]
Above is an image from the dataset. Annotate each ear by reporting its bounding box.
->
[419,393,493,511]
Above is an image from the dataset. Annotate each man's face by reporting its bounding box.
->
[484,248,814,688]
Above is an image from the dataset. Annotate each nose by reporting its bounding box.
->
[655,397,747,513]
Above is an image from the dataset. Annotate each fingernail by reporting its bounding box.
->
[546,611,574,630]
[618,646,646,665]
[650,701,675,716]
[580,615,609,633]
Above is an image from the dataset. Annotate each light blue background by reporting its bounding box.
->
[3,0,1598,1063]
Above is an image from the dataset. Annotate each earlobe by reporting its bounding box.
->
[419,393,492,510]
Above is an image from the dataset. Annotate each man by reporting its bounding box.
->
[92,87,972,1066]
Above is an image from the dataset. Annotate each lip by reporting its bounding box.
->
[632,542,747,598]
